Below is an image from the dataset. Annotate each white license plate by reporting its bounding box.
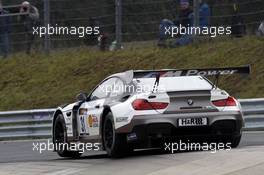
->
[178,118,207,127]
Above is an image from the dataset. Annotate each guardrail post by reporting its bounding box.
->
[115,0,122,50]
[193,0,200,42]
[43,0,50,54]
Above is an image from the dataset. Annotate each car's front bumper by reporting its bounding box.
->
[116,111,244,140]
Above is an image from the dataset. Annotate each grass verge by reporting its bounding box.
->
[0,36,263,111]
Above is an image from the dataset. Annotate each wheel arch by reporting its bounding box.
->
[52,109,64,144]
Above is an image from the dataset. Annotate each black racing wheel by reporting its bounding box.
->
[103,112,132,158]
[54,114,82,158]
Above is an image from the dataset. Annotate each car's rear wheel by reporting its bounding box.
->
[54,114,82,158]
[230,135,242,148]
[220,134,241,148]
[103,112,132,158]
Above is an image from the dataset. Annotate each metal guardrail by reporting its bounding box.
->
[239,99,264,131]
[0,109,55,140]
[0,99,263,140]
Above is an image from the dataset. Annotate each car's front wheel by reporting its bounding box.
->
[54,114,82,158]
[103,112,132,158]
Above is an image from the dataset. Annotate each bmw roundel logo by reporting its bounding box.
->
[187,99,194,106]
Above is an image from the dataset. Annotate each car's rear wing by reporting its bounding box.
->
[133,65,251,78]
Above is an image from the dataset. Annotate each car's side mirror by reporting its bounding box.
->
[76,92,87,102]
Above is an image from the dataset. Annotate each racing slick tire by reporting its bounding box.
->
[230,135,242,148]
[221,134,242,148]
[54,114,82,158]
[103,112,133,158]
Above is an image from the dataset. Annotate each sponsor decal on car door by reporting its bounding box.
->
[79,99,105,136]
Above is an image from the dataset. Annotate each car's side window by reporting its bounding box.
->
[90,78,117,101]
[110,78,125,97]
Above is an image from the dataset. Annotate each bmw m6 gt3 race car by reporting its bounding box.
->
[52,65,250,158]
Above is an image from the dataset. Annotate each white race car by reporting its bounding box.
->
[52,65,250,158]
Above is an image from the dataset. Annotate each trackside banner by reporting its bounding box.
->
[134,65,251,78]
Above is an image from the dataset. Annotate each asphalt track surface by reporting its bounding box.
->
[0,131,263,175]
